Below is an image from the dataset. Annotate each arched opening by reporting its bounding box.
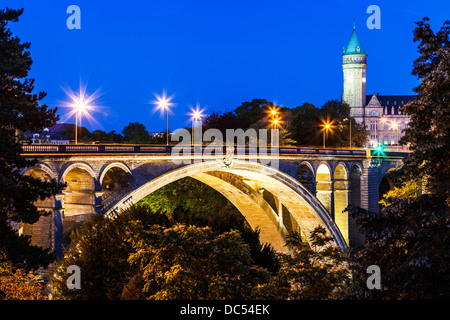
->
[62,167,96,245]
[296,163,315,194]
[379,173,396,201]
[20,168,55,250]
[106,161,347,251]
[349,164,363,247]
[101,166,132,212]
[333,164,349,245]
[315,164,332,214]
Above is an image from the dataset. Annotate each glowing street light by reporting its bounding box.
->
[188,105,205,145]
[73,98,88,144]
[153,92,174,146]
[61,84,102,145]
[320,119,334,149]
[69,95,94,144]
[390,120,399,151]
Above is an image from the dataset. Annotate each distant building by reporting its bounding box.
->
[342,22,414,150]
[26,127,70,144]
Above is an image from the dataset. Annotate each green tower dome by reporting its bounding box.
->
[343,21,366,55]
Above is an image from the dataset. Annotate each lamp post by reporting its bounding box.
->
[273,118,279,130]
[156,97,171,146]
[190,107,204,145]
[343,118,352,149]
[323,123,330,148]
[73,98,87,145]
[391,121,399,151]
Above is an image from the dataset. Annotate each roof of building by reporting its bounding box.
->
[343,22,366,55]
[366,94,416,115]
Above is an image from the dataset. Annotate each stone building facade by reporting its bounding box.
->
[342,22,414,150]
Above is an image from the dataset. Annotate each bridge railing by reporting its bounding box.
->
[20,144,406,157]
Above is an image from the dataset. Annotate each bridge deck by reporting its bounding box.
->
[21,144,408,159]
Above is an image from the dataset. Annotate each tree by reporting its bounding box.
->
[234,99,274,129]
[0,250,48,300]
[90,129,123,143]
[51,212,136,299]
[0,7,63,270]
[347,18,450,299]
[401,17,450,201]
[58,124,91,142]
[290,102,321,146]
[203,111,244,136]
[50,204,274,300]
[122,122,150,143]
[127,223,270,299]
[289,100,367,148]
[254,227,350,300]
[138,177,280,273]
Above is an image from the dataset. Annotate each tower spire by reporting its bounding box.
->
[342,20,368,117]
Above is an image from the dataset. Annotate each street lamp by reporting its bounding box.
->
[268,106,282,130]
[74,99,86,144]
[343,118,352,149]
[323,123,330,148]
[70,96,91,144]
[320,119,334,149]
[390,121,399,151]
[272,118,279,129]
[62,84,100,145]
[154,92,173,146]
[189,105,205,145]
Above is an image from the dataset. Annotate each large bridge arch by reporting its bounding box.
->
[106,161,347,251]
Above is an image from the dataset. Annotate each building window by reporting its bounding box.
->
[370,110,378,117]
[370,120,378,131]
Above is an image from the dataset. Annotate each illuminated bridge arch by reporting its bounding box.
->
[106,161,348,251]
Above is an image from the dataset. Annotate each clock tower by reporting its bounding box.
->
[342,21,367,123]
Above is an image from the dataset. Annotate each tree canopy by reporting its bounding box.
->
[0,7,63,270]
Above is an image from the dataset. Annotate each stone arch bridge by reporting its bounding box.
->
[19,144,406,255]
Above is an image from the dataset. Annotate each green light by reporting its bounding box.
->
[374,144,386,157]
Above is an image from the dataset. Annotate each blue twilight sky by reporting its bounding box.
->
[3,0,449,133]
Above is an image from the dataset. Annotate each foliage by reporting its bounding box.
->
[347,19,450,300]
[203,111,245,135]
[138,177,280,273]
[0,7,63,270]
[122,122,150,143]
[127,223,271,299]
[347,194,449,299]
[254,227,350,300]
[401,18,450,202]
[379,178,423,207]
[234,99,276,129]
[0,250,48,300]
[50,213,135,299]
[91,129,123,143]
[58,123,91,142]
